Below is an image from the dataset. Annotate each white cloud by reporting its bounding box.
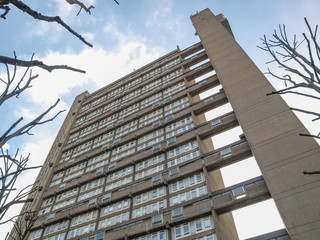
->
[23,20,165,109]
[144,0,187,42]
[15,107,39,121]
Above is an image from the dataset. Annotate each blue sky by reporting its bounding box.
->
[0,0,319,238]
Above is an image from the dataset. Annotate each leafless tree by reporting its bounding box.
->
[5,211,37,240]
[0,56,68,226]
[259,18,320,174]
[0,0,120,47]
[0,0,94,47]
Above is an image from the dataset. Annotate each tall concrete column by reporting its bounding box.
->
[191,8,320,240]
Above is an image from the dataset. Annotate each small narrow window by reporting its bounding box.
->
[88,198,96,206]
[199,80,207,85]
[205,97,213,104]
[153,145,160,152]
[152,214,162,224]
[212,119,221,127]
[220,148,232,158]
[232,186,246,199]
[109,163,116,170]
[195,220,203,232]
[166,115,173,121]
[47,213,55,222]
[96,168,103,175]
[153,174,161,183]
[172,207,183,218]
[153,121,160,127]
[167,138,175,145]
[170,168,179,177]
[96,233,104,240]
[103,193,111,202]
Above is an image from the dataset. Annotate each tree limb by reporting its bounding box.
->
[0,0,93,47]
[0,54,86,73]
[65,0,94,16]
[0,98,65,147]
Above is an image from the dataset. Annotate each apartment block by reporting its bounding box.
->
[12,8,320,240]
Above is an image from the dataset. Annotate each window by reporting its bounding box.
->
[172,207,183,218]
[199,80,207,86]
[175,227,181,238]
[71,211,97,227]
[96,168,103,175]
[232,186,246,199]
[132,230,167,240]
[98,212,129,229]
[153,174,161,183]
[153,214,162,224]
[167,141,198,159]
[204,217,211,229]
[183,223,190,235]
[195,220,203,232]
[153,145,160,152]
[166,115,173,121]
[212,119,221,127]
[96,233,104,240]
[172,216,213,239]
[220,148,232,158]
[167,138,175,145]
[103,193,111,202]
[68,223,96,239]
[170,173,204,193]
[88,198,96,206]
[153,121,160,127]
[109,162,116,170]
[170,168,179,177]
[47,213,55,222]
[174,223,190,239]
[29,229,43,240]
[134,187,166,206]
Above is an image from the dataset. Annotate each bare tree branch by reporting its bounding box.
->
[5,211,37,240]
[0,0,93,47]
[65,0,94,16]
[259,18,320,174]
[0,98,65,148]
[0,147,42,224]
[0,54,86,73]
[259,18,320,142]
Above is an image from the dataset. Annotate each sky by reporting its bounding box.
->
[0,0,319,239]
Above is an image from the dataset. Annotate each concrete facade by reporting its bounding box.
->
[191,8,320,240]
[10,8,319,240]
